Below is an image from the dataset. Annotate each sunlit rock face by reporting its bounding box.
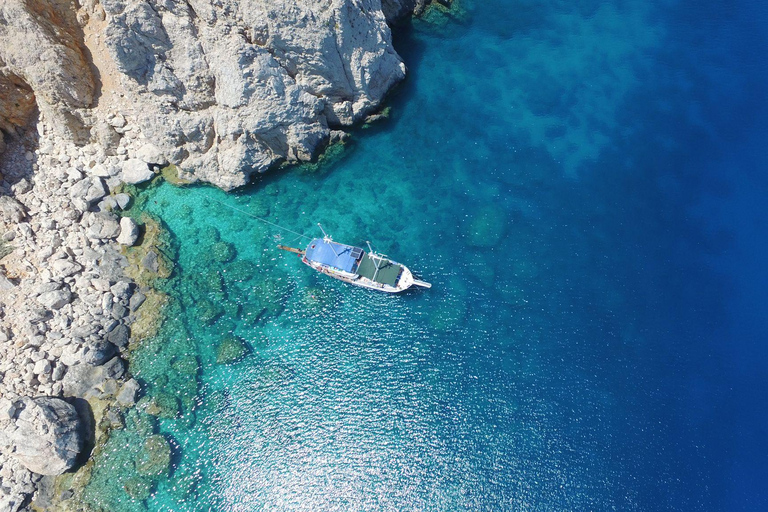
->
[0,0,408,189]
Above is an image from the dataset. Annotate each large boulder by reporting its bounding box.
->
[69,176,107,206]
[116,216,140,246]
[85,211,121,240]
[0,397,85,475]
[135,143,168,167]
[121,159,155,185]
[61,357,126,398]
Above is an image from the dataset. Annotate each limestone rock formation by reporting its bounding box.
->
[0,0,413,189]
[0,0,95,141]
[0,396,85,475]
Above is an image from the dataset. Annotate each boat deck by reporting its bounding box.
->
[304,238,362,272]
[356,253,402,286]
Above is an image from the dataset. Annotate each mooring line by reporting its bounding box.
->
[205,197,312,241]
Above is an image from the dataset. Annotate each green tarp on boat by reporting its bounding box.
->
[356,253,402,286]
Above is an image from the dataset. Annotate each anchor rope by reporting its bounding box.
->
[205,197,312,242]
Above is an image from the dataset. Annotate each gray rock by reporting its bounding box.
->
[142,250,159,273]
[110,281,132,301]
[61,357,125,398]
[91,278,112,292]
[82,340,117,366]
[37,289,73,310]
[34,281,62,296]
[33,476,56,510]
[115,378,140,406]
[121,159,154,184]
[116,217,140,246]
[110,302,128,320]
[0,397,84,475]
[85,178,108,205]
[51,363,66,382]
[86,212,121,240]
[114,193,132,209]
[0,196,26,223]
[129,291,146,312]
[107,323,130,349]
[104,319,119,333]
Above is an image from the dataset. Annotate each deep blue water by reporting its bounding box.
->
[83,0,768,510]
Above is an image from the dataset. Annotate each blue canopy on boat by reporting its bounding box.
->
[304,238,362,272]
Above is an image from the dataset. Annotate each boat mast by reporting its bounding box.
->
[318,223,339,257]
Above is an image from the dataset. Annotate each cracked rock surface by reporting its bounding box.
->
[1,0,412,190]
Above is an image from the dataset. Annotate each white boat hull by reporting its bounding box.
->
[303,258,417,293]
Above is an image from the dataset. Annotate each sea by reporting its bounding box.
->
[80,0,768,510]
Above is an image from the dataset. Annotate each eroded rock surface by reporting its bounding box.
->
[0,396,84,476]
[1,0,414,189]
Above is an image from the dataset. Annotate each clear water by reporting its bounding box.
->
[82,0,768,510]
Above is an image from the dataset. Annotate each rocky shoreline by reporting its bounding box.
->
[0,0,451,509]
[0,117,171,510]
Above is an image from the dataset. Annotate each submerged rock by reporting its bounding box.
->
[0,397,84,475]
[224,260,255,283]
[216,336,249,365]
[211,241,236,263]
[171,355,200,376]
[135,435,171,478]
[195,298,223,325]
[123,476,153,501]
[144,392,179,419]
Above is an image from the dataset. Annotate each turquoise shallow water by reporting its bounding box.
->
[83,0,768,510]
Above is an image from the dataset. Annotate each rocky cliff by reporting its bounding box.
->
[0,0,417,190]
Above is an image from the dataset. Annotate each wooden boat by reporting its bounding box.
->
[278,228,431,293]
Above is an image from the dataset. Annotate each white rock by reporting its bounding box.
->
[0,273,15,291]
[90,163,112,178]
[33,359,51,377]
[135,143,167,166]
[120,159,155,184]
[108,114,126,128]
[51,259,82,278]
[114,193,131,209]
[36,289,72,310]
[0,196,26,223]
[116,217,140,246]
